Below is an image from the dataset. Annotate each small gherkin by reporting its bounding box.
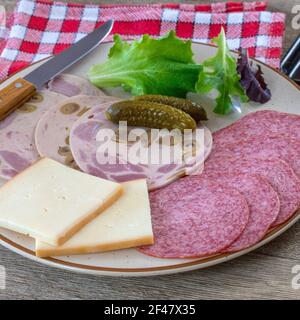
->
[105,100,197,132]
[134,95,208,122]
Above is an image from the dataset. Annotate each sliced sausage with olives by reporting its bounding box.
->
[35,95,120,167]
[0,91,66,179]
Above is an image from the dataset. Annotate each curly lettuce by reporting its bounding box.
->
[88,31,202,97]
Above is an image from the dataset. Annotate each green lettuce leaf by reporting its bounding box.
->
[88,31,202,97]
[195,28,248,115]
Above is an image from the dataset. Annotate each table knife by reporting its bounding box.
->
[0,19,114,120]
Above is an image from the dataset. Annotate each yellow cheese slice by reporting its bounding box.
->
[0,158,122,246]
[35,179,153,257]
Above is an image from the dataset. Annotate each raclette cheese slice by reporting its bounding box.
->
[0,158,122,246]
[35,179,153,257]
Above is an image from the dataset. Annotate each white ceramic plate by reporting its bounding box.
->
[0,42,300,277]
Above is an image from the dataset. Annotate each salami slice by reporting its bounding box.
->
[47,74,106,97]
[187,173,280,252]
[0,91,66,179]
[213,110,300,146]
[204,157,300,227]
[69,106,213,190]
[138,181,249,258]
[35,95,119,167]
[210,135,300,177]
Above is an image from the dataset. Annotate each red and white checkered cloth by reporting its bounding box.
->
[0,0,285,80]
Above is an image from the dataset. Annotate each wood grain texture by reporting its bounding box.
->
[0,78,36,120]
[1,0,300,300]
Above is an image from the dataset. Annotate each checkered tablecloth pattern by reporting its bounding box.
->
[0,0,285,80]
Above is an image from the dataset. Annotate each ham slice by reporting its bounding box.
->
[69,105,213,190]
[47,74,106,97]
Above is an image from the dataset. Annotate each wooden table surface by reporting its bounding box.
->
[0,0,300,300]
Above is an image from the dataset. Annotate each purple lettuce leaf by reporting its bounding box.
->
[237,49,271,104]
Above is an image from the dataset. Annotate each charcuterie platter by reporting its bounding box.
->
[0,30,300,277]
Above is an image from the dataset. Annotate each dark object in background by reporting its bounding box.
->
[281,35,300,85]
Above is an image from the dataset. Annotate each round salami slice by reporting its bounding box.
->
[210,134,300,177]
[187,173,280,252]
[69,106,213,190]
[138,181,249,258]
[35,95,119,167]
[0,91,66,179]
[204,157,300,227]
[47,74,106,97]
[213,110,300,146]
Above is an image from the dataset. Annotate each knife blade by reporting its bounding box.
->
[0,20,114,120]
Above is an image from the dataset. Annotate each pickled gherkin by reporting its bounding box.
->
[106,100,197,132]
[134,95,207,122]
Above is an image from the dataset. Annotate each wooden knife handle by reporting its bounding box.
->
[0,78,36,120]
